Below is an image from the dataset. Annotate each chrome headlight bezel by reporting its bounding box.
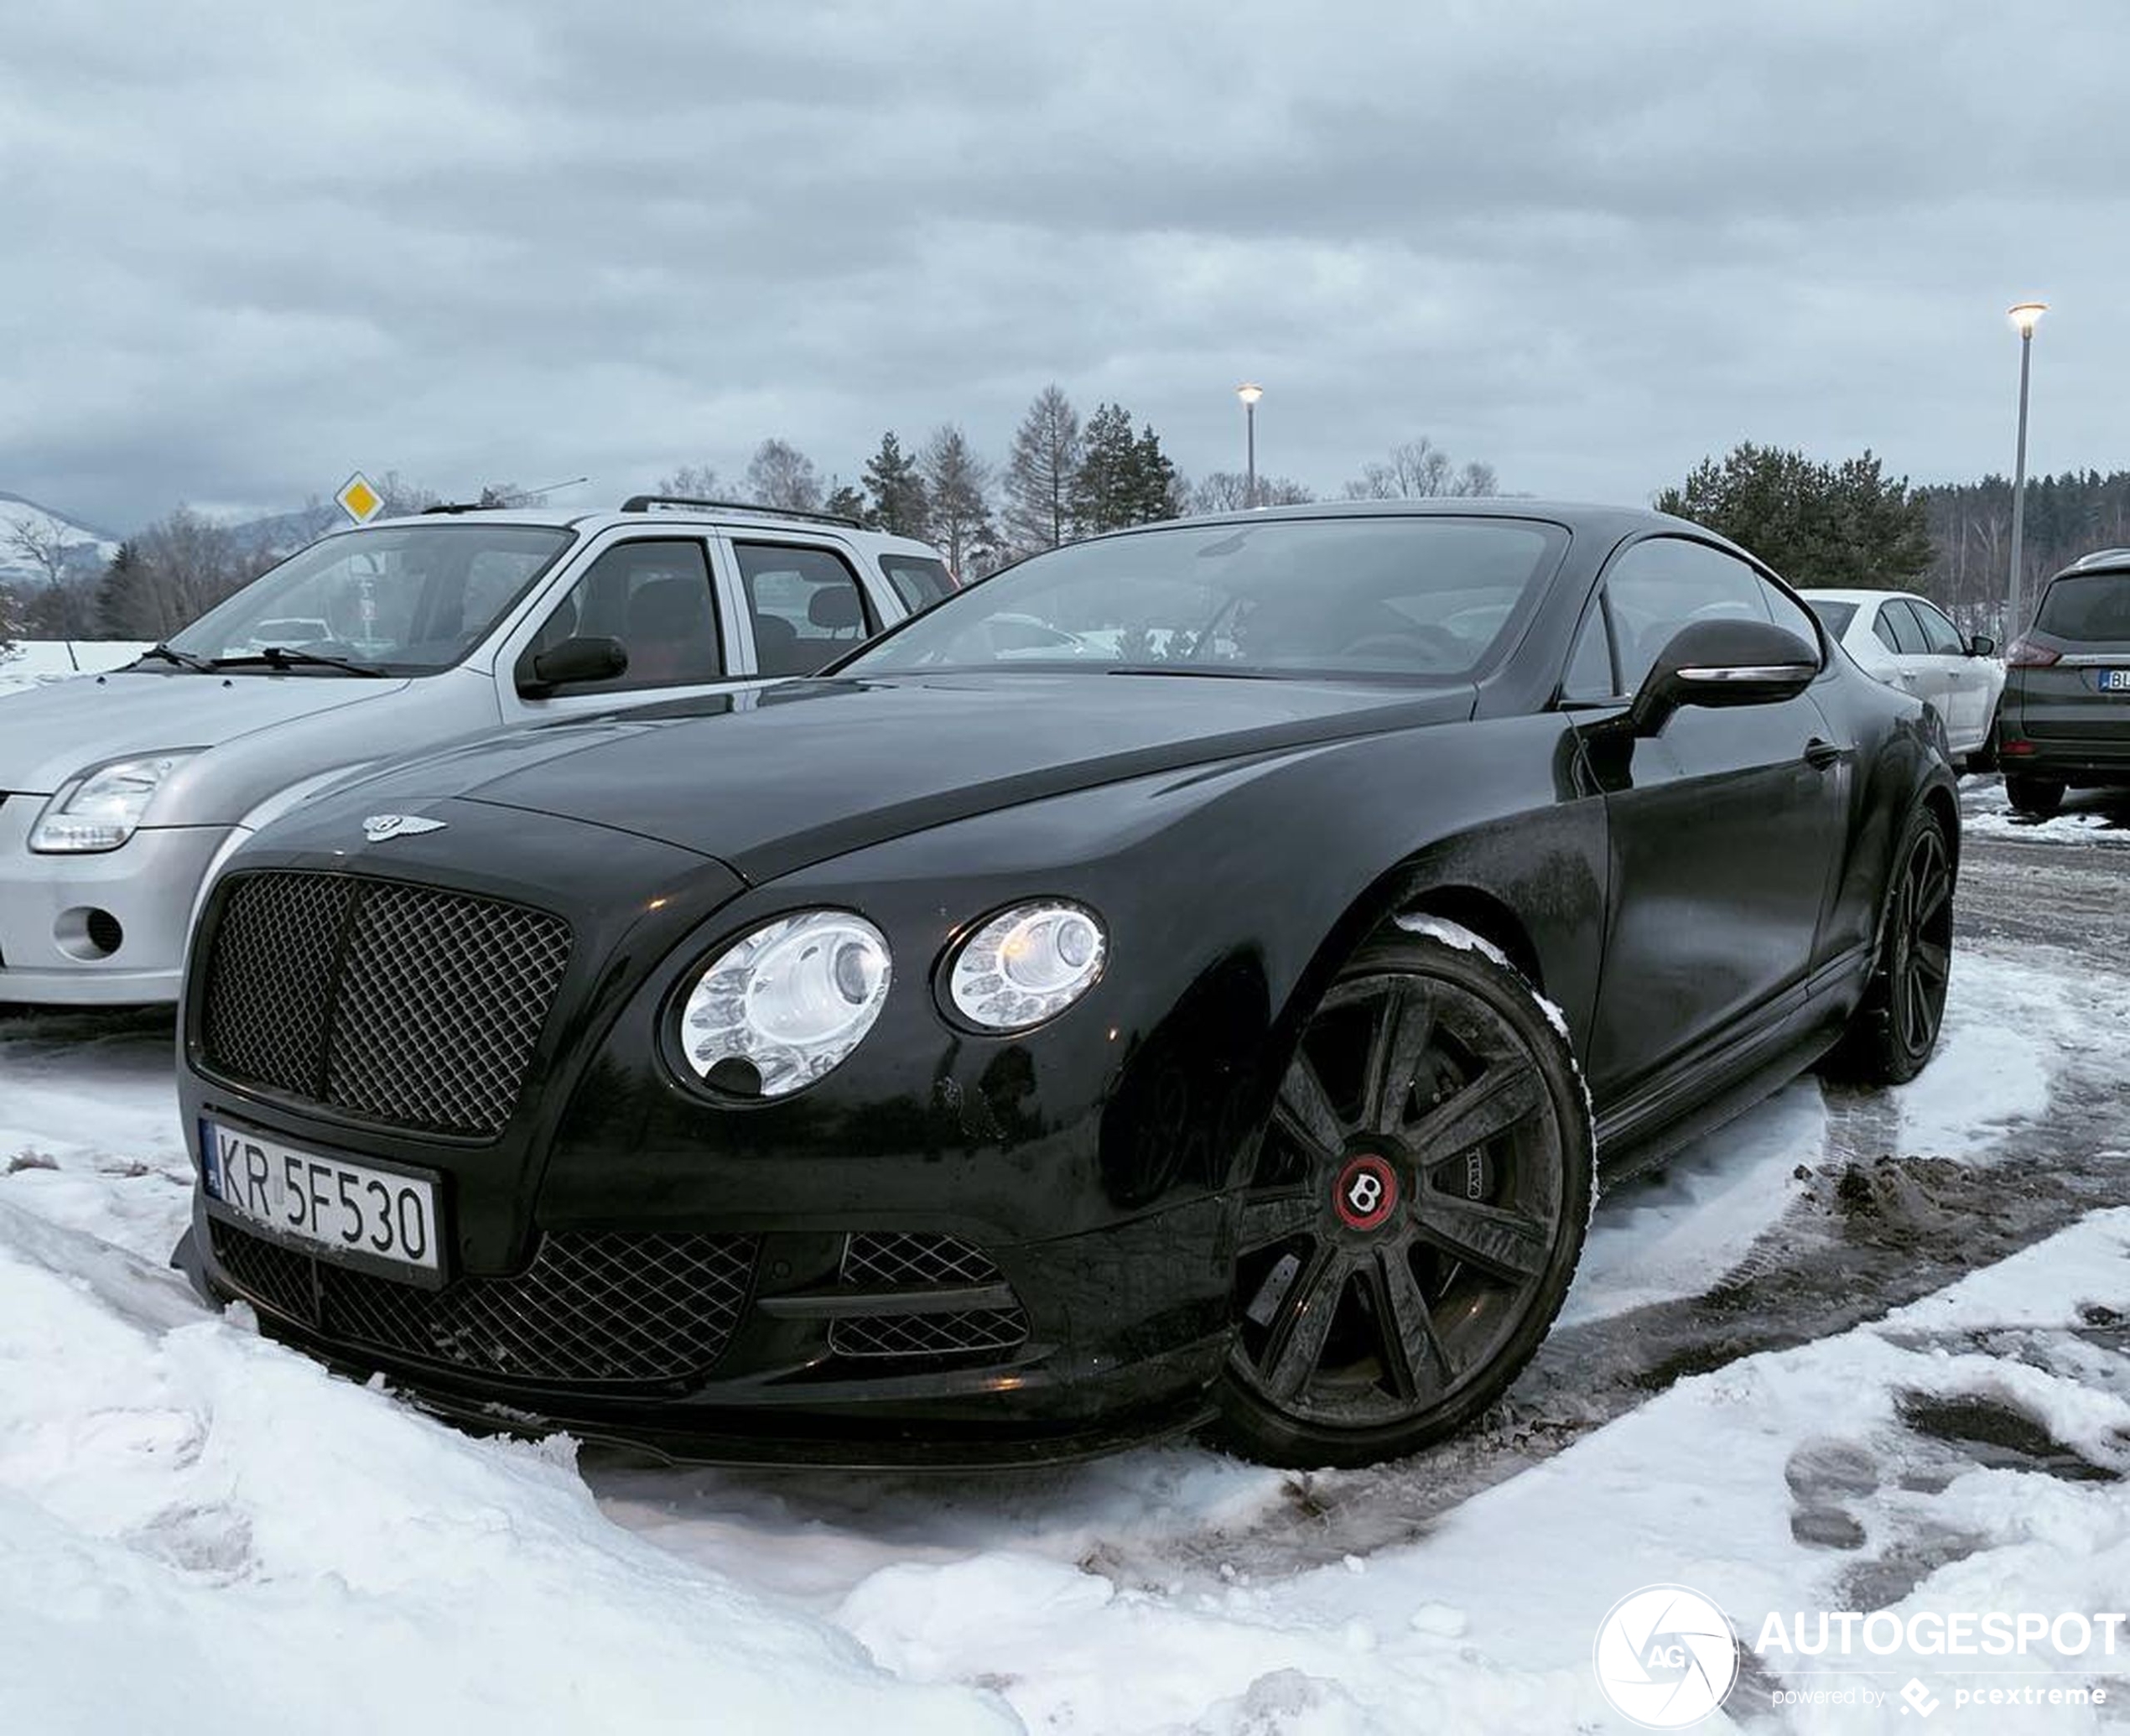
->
[29,750,203,854]
[942,899,1108,1033]
[673,908,893,1100]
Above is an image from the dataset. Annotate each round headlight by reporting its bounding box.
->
[947,901,1107,1032]
[679,910,891,1098]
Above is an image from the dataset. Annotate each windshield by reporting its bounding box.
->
[1807,599,1858,638]
[846,516,1568,680]
[162,523,574,673]
[2037,571,2130,644]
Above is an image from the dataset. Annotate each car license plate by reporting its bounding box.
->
[201,1118,442,1277]
[2098,668,2130,694]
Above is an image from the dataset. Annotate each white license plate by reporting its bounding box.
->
[2099,668,2130,694]
[202,1118,441,1275]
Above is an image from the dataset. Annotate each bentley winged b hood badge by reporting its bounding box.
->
[362,813,448,843]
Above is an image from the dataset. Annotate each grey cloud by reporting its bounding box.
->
[2,0,2124,533]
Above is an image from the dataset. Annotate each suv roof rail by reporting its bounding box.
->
[619,493,865,530]
[2070,546,2130,571]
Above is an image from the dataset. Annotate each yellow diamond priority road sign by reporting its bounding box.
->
[336,471,384,524]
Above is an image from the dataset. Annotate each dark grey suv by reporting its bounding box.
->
[1998,548,2130,815]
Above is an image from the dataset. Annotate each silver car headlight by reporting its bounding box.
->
[946,901,1107,1031]
[678,910,892,1098]
[30,751,200,853]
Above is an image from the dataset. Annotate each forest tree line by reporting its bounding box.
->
[3,389,2121,650]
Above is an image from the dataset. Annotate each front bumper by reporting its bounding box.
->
[0,797,230,1004]
[176,1195,1231,1464]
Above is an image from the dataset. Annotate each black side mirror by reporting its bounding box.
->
[1629,619,1820,737]
[517,635,628,698]
[1967,633,1998,657]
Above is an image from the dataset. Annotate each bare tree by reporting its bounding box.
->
[745,439,824,513]
[656,463,722,499]
[6,513,94,657]
[1189,471,1315,513]
[98,507,265,640]
[0,579,22,657]
[920,424,994,574]
[1343,438,1496,501]
[1004,385,1083,554]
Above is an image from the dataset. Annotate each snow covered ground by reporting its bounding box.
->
[2,812,2126,1733]
[0,639,153,696]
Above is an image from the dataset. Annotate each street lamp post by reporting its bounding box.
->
[1236,382,1262,508]
[2006,302,2047,643]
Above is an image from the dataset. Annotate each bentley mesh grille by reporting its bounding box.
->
[829,1307,1031,1360]
[210,1221,757,1385]
[199,871,571,1138]
[829,1230,1030,1361]
[840,1230,1005,1290]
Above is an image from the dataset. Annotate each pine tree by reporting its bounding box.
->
[920,424,995,574]
[1071,403,1140,535]
[862,432,929,538]
[1131,420,1180,524]
[1003,385,1083,554]
[822,479,868,524]
[1655,444,1932,587]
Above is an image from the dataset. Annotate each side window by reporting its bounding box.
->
[529,539,721,690]
[1871,606,1904,654]
[880,554,955,613]
[1877,599,1930,656]
[736,543,875,677]
[1561,586,1618,700]
[1757,576,1822,655]
[1604,538,1770,694]
[1907,598,1966,656]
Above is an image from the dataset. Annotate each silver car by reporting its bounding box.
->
[0,497,953,1005]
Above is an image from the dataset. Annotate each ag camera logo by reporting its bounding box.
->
[1593,1584,1740,1728]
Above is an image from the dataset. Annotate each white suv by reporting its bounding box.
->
[0,496,952,1005]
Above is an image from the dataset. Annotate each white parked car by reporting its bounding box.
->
[1802,589,2003,764]
[0,496,953,1006]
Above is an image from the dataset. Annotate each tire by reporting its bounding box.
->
[1210,920,1592,1468]
[2004,775,2065,819]
[1822,805,1954,1087]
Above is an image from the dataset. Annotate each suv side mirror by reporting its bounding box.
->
[517,635,628,698]
[1966,632,1997,657]
[1629,619,1820,736]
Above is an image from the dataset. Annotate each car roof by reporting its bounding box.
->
[1798,588,1914,606]
[351,506,940,558]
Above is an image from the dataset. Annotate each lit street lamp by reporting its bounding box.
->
[1236,382,1262,508]
[2006,301,2047,642]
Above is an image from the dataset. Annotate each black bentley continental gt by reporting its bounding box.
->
[173,502,1957,1468]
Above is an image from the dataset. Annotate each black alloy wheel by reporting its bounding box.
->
[1826,807,1956,1086]
[1213,926,1592,1468]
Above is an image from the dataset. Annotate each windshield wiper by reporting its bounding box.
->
[134,642,216,673]
[206,647,390,678]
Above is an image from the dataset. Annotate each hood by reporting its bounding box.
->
[0,668,413,795]
[326,672,1474,882]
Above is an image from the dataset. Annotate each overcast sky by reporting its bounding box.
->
[2,0,2123,533]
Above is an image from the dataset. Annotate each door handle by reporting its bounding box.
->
[1804,739,1842,771]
